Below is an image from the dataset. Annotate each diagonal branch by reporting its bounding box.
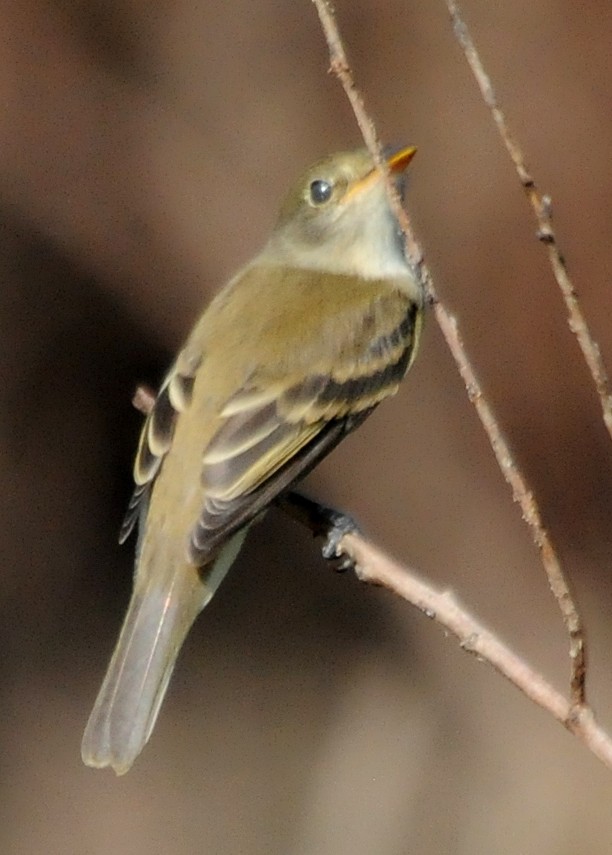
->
[339,531,612,772]
[311,0,587,708]
[131,385,612,771]
[444,0,612,440]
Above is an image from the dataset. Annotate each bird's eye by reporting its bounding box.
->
[309,179,333,205]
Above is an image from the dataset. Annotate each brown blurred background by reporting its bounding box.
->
[1,1,612,852]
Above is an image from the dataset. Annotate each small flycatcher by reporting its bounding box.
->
[82,145,422,774]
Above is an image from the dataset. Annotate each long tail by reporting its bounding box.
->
[81,533,245,775]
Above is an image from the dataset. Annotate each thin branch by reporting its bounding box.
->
[337,531,612,772]
[444,0,612,440]
[311,0,587,707]
[436,311,586,707]
[130,372,610,769]
[279,492,612,771]
[312,0,427,283]
[132,384,156,415]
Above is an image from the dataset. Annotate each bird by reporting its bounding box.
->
[81,144,423,774]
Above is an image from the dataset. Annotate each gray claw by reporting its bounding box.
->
[321,511,360,570]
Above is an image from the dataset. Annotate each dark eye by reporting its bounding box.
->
[309,179,333,205]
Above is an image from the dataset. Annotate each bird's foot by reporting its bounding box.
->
[278,491,361,572]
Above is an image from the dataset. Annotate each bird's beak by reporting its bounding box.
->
[345,145,417,202]
[387,145,417,173]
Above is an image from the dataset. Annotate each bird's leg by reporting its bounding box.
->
[277,490,361,571]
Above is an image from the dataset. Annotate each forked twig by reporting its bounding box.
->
[311,0,587,707]
[444,0,612,439]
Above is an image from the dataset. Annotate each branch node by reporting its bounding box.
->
[329,57,349,75]
[424,288,438,308]
[537,229,555,245]
[445,0,612,449]
[541,194,553,219]
[566,702,588,732]
[460,632,480,653]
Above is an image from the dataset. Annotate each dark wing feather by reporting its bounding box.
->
[119,361,199,544]
[190,417,353,561]
[188,299,420,564]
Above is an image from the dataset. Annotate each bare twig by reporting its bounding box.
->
[132,384,156,415]
[337,532,612,772]
[444,0,612,440]
[436,311,586,707]
[311,0,587,707]
[312,0,427,283]
[279,492,612,770]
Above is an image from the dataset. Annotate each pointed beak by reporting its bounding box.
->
[345,145,417,203]
[386,145,417,173]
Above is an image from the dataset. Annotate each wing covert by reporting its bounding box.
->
[188,297,420,564]
[119,357,200,544]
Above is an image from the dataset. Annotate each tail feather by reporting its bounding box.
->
[81,531,246,775]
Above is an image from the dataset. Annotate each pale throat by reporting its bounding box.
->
[267,207,414,285]
[323,210,412,281]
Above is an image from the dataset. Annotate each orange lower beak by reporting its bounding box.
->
[387,145,417,173]
[345,145,418,202]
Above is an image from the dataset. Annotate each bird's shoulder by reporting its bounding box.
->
[193,262,417,373]
[119,262,420,544]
